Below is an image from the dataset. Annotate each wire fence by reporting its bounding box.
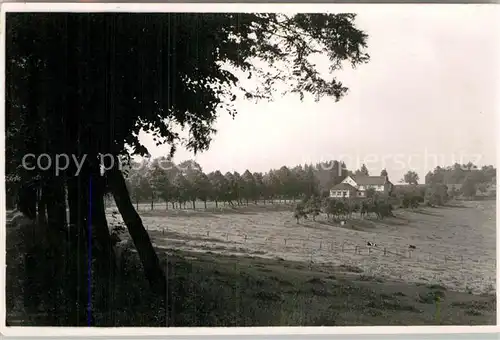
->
[145,224,495,268]
[105,200,496,290]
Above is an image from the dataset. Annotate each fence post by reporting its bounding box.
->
[355,245,358,254]
[207,231,210,237]
[284,238,287,246]
[319,241,322,250]
[342,243,344,252]
[244,235,247,243]
[162,228,165,236]
[226,233,229,241]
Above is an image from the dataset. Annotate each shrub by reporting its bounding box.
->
[425,184,449,206]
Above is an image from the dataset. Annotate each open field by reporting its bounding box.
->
[5,199,496,326]
[152,249,496,326]
[6,245,496,326]
[107,200,496,295]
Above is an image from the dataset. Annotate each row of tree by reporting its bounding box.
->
[394,164,496,188]
[123,157,497,211]
[124,158,340,209]
[425,163,496,186]
[123,157,402,210]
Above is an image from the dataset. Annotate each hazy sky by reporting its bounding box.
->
[138,5,498,183]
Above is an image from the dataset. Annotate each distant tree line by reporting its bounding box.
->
[118,160,497,211]
[393,163,496,207]
[425,163,496,201]
[122,158,356,209]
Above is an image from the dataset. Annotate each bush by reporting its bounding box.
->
[305,196,322,221]
[425,184,449,206]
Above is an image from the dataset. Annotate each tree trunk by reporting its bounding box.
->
[192,200,196,210]
[107,167,167,300]
[89,176,116,323]
[151,199,154,211]
[37,188,47,226]
[215,200,218,208]
[66,176,91,326]
[204,200,207,209]
[45,179,67,230]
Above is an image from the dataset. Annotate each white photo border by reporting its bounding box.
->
[1,2,499,337]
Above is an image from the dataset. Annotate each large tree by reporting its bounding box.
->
[403,170,420,185]
[355,163,369,177]
[7,12,369,324]
[208,170,228,207]
[241,170,257,204]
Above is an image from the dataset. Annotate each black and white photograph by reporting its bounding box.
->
[3,4,497,328]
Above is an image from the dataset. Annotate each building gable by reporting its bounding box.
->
[341,176,358,187]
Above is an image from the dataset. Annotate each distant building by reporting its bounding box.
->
[329,175,393,198]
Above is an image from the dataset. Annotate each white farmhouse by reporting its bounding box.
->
[329,175,393,198]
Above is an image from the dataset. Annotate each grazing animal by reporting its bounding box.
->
[367,241,377,247]
[409,245,416,250]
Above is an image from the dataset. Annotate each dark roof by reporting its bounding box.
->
[331,183,358,191]
[352,175,387,185]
